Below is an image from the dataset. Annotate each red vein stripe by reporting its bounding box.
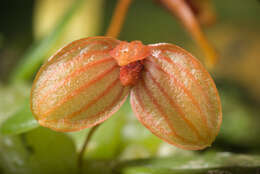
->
[35,37,118,96]
[49,38,115,63]
[40,65,118,119]
[53,48,112,71]
[159,53,212,108]
[160,46,222,135]
[150,44,220,118]
[131,89,172,136]
[36,57,115,109]
[157,52,215,129]
[177,49,222,135]
[139,77,198,144]
[53,85,127,132]
[65,78,120,119]
[150,44,221,137]
[80,86,126,124]
[36,49,113,95]
[38,39,114,87]
[145,59,210,137]
[145,68,206,143]
[131,85,206,150]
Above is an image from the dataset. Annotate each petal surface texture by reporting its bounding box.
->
[31,37,130,132]
[130,43,222,150]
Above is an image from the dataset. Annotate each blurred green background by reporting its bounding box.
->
[0,0,260,173]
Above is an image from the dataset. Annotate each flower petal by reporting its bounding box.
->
[130,43,221,150]
[31,37,130,132]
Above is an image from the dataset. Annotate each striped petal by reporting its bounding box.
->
[31,37,130,132]
[130,43,221,150]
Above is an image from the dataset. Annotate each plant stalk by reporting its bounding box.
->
[106,0,133,37]
[78,0,133,172]
[159,0,218,69]
[77,124,101,173]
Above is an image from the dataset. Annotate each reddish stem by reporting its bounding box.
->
[159,0,218,69]
[106,0,133,37]
[78,124,100,173]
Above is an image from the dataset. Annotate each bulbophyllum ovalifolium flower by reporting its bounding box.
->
[31,36,222,150]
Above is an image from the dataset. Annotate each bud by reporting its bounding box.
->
[130,43,222,150]
[31,37,130,132]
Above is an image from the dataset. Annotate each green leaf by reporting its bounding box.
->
[0,127,77,174]
[0,83,30,124]
[10,0,85,82]
[0,135,31,174]
[116,152,260,174]
[26,127,77,174]
[0,99,39,135]
[79,152,260,174]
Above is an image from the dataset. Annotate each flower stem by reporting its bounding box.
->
[77,124,101,173]
[106,0,133,38]
[159,0,218,69]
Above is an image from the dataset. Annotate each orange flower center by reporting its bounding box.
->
[109,40,150,86]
